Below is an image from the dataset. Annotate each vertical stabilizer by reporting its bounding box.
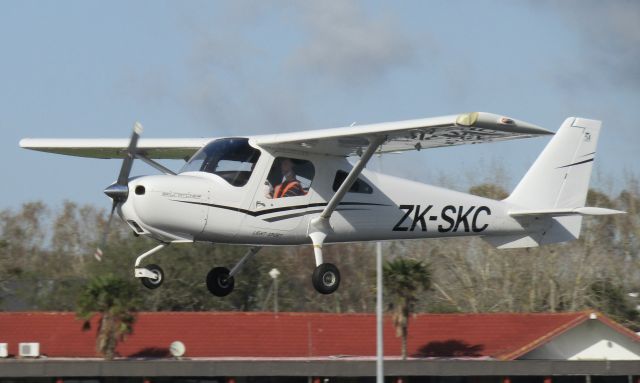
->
[506,117,600,210]
[489,117,602,249]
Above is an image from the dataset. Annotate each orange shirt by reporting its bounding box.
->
[273,180,305,198]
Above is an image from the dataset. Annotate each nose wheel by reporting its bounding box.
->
[139,264,164,289]
[134,243,169,288]
[312,263,341,294]
[206,267,235,297]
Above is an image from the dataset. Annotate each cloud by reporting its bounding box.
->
[544,0,640,90]
[176,2,423,133]
[115,69,173,109]
[177,6,311,133]
[118,2,425,134]
[288,1,419,85]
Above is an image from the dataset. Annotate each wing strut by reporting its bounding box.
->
[320,135,385,219]
[308,135,385,265]
[135,154,177,175]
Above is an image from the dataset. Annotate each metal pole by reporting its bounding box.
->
[375,147,384,383]
[376,240,384,383]
[274,277,279,314]
[268,268,281,314]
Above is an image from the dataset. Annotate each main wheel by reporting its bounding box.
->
[312,263,341,294]
[140,264,164,289]
[206,267,235,297]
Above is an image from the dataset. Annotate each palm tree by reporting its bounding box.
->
[383,257,431,359]
[76,274,140,359]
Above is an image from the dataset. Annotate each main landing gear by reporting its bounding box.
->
[133,243,342,296]
[203,246,262,297]
[312,263,341,295]
[206,267,234,297]
[308,218,341,295]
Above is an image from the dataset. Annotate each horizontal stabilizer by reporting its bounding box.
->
[483,234,541,249]
[484,215,584,249]
[509,207,625,217]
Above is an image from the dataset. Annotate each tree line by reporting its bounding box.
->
[0,180,638,330]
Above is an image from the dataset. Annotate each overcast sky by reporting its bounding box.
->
[1,1,638,212]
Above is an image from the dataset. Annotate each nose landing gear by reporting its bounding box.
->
[134,243,169,289]
[140,264,164,289]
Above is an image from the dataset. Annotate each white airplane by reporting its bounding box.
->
[20,112,623,296]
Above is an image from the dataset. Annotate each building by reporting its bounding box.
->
[0,310,638,382]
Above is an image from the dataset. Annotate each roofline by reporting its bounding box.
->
[590,311,640,343]
[503,310,640,360]
[500,311,589,360]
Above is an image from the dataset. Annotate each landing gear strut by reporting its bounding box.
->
[309,221,341,295]
[306,136,383,294]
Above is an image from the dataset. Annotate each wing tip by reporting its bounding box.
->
[466,112,554,136]
[19,138,33,149]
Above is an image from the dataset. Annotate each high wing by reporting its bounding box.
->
[252,112,553,156]
[19,138,211,160]
[20,112,552,160]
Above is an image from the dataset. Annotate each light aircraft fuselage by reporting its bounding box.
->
[21,112,623,295]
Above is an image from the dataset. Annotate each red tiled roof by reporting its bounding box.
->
[0,311,636,360]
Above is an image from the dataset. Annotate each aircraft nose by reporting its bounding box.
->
[123,174,209,239]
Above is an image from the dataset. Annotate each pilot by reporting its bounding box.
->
[271,158,306,198]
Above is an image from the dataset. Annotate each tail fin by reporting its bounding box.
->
[487,117,604,249]
[506,117,601,210]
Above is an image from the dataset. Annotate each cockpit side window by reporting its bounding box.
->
[179,138,261,187]
[332,170,373,194]
[264,157,315,199]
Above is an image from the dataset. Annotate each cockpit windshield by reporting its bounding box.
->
[179,138,261,187]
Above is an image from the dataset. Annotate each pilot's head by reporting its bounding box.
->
[280,158,295,180]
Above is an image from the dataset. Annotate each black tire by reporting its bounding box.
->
[206,267,235,297]
[312,263,341,294]
[140,264,164,289]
